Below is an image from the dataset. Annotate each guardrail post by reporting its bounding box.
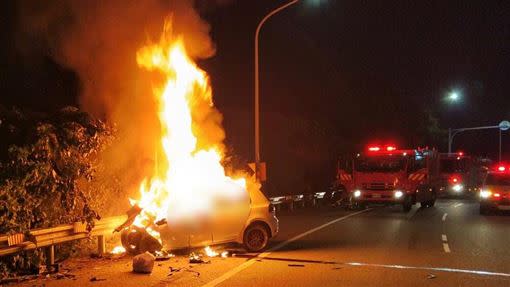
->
[45,245,55,266]
[97,235,106,255]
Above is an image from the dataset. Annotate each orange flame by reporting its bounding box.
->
[129,22,249,243]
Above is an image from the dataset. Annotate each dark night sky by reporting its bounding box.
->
[1,1,510,190]
[200,0,510,161]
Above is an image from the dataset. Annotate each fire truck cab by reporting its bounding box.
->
[439,153,482,197]
[337,145,440,212]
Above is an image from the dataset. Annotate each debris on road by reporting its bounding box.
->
[288,264,305,267]
[189,252,210,264]
[155,250,175,261]
[167,266,183,276]
[133,252,156,274]
[427,274,437,279]
[90,276,106,282]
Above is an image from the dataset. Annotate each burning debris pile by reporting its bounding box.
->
[112,21,256,258]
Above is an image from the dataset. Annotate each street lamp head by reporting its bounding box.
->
[449,92,459,101]
[445,90,462,103]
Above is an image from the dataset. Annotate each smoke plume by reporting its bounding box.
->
[16,0,227,213]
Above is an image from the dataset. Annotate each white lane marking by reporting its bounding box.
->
[454,203,463,208]
[442,213,448,221]
[346,262,510,278]
[441,234,448,242]
[201,209,372,287]
[443,243,451,253]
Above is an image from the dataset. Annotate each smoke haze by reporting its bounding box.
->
[16,0,228,213]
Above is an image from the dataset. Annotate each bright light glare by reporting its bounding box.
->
[394,191,404,198]
[480,190,492,198]
[452,184,463,192]
[449,92,459,100]
[353,190,361,198]
[111,246,126,255]
[498,166,506,172]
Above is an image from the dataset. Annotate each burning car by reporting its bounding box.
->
[119,184,278,253]
[114,23,277,254]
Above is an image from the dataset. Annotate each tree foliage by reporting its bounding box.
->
[0,106,114,275]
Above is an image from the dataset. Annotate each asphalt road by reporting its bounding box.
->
[18,198,510,287]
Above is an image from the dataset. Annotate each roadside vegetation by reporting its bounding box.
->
[0,106,115,277]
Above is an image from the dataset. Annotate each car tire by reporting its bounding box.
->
[243,224,269,252]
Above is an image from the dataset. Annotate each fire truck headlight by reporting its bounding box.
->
[480,190,492,199]
[394,190,404,198]
[452,184,463,192]
[353,190,361,198]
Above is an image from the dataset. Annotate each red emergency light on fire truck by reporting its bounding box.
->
[336,144,440,212]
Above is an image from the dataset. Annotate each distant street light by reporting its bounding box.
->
[254,0,299,179]
[449,92,459,101]
[446,90,461,103]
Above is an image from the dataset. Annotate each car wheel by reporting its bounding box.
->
[243,224,269,252]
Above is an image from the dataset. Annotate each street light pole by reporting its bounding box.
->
[447,124,502,156]
[499,129,502,162]
[448,128,452,154]
[254,0,299,178]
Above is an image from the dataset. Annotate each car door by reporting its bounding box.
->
[211,187,250,244]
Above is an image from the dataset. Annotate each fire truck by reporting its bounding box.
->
[336,145,440,212]
[438,152,485,197]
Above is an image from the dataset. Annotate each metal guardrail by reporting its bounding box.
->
[0,215,127,266]
[269,192,327,211]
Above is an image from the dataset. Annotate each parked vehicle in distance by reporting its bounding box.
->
[479,165,510,215]
[439,153,486,197]
[336,144,440,212]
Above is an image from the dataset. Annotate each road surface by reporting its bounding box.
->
[18,199,510,286]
